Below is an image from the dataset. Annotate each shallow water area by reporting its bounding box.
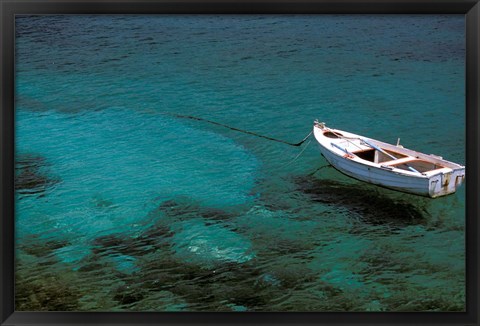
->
[15,14,465,312]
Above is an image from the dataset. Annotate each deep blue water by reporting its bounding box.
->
[15,15,465,312]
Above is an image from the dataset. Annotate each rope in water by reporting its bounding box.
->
[281,139,312,168]
[307,164,332,176]
[167,113,312,147]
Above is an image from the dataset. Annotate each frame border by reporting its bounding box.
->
[1,1,479,325]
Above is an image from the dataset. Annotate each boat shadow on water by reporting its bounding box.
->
[294,176,431,230]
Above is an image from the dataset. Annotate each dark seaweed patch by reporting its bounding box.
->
[91,229,171,258]
[267,238,315,256]
[112,285,146,305]
[168,266,269,310]
[15,154,59,196]
[269,265,317,290]
[141,224,174,242]
[19,234,70,258]
[77,262,108,273]
[131,253,275,311]
[133,249,324,311]
[153,197,236,223]
[86,225,341,311]
[92,235,127,254]
[381,287,465,312]
[358,244,447,286]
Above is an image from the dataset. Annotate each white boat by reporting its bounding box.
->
[312,121,465,198]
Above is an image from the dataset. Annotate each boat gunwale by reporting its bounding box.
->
[313,125,465,178]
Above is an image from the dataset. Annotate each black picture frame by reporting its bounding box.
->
[1,1,479,325]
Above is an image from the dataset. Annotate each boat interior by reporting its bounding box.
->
[322,129,447,173]
[352,148,445,173]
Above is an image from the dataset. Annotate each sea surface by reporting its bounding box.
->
[14,15,465,312]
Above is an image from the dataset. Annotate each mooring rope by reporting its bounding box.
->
[281,139,312,168]
[167,113,312,147]
[307,164,332,176]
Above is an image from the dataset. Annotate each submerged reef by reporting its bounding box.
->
[69,197,325,311]
[15,191,462,312]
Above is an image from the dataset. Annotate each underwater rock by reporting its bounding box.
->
[170,218,256,268]
[154,197,236,223]
[15,154,59,196]
[15,272,82,311]
[295,177,428,228]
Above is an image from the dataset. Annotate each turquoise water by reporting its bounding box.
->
[15,15,465,312]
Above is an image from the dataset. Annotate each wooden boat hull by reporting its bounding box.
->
[313,122,465,198]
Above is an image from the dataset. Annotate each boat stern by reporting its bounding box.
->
[428,168,466,198]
